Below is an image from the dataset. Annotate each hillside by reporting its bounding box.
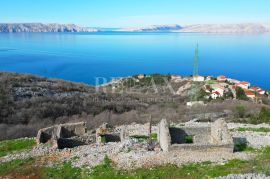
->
[0,23,98,32]
[0,72,269,140]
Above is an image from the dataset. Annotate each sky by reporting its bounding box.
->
[1,0,270,28]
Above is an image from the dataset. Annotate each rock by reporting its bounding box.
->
[158,119,171,152]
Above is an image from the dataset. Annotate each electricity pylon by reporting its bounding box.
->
[189,44,200,102]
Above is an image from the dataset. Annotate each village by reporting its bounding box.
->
[170,74,270,101]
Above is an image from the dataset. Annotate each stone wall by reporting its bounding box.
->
[170,126,211,144]
[157,119,171,152]
[157,118,234,153]
[118,123,158,141]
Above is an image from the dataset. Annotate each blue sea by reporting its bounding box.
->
[0,32,270,89]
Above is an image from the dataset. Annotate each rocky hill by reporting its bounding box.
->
[119,24,182,32]
[0,72,268,140]
[118,23,270,33]
[0,23,98,32]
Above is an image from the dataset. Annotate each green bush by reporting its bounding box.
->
[258,107,270,123]
[185,135,194,144]
[235,105,246,118]
[236,87,248,101]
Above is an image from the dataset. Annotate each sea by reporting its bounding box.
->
[0,32,270,89]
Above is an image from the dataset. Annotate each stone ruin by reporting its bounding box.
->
[36,122,95,149]
[158,118,234,152]
[36,119,234,153]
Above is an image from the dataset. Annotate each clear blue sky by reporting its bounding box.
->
[1,0,270,28]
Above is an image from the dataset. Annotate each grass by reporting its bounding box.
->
[185,135,194,144]
[1,146,270,178]
[0,138,36,157]
[235,127,270,133]
[0,158,38,177]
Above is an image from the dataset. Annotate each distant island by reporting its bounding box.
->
[0,23,98,33]
[1,23,270,33]
[118,23,270,33]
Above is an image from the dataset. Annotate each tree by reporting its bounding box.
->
[236,87,248,100]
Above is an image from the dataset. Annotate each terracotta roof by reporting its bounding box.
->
[238,81,250,85]
[244,90,255,96]
[217,76,226,80]
[250,87,260,91]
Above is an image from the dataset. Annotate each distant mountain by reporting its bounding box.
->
[0,23,98,32]
[118,24,182,32]
[118,23,270,33]
[177,23,270,33]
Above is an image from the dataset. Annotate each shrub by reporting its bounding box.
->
[236,87,248,101]
[258,107,270,123]
[235,105,246,118]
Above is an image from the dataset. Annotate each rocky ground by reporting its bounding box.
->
[215,173,270,179]
[0,137,254,170]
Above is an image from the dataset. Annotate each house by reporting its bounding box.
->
[217,76,227,81]
[210,84,225,96]
[137,74,145,79]
[193,75,205,82]
[206,76,212,81]
[244,89,255,99]
[250,87,266,95]
[171,75,182,82]
[211,91,221,99]
[227,78,240,84]
[236,81,250,89]
[268,93,270,99]
[257,89,266,95]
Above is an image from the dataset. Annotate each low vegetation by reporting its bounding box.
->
[234,127,270,133]
[0,138,36,157]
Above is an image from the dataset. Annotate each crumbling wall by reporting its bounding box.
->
[119,123,158,141]
[36,122,87,148]
[157,119,171,152]
[169,126,211,144]
[210,119,233,145]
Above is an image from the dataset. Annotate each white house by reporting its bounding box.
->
[210,84,225,96]
[250,87,266,95]
[217,76,227,81]
[244,90,255,99]
[236,82,250,89]
[193,75,205,82]
[211,91,221,99]
[227,78,240,84]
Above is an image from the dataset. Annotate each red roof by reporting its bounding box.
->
[212,91,220,95]
[244,90,255,96]
[238,81,250,85]
[217,76,226,80]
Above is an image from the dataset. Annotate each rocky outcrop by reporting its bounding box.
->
[0,23,98,32]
